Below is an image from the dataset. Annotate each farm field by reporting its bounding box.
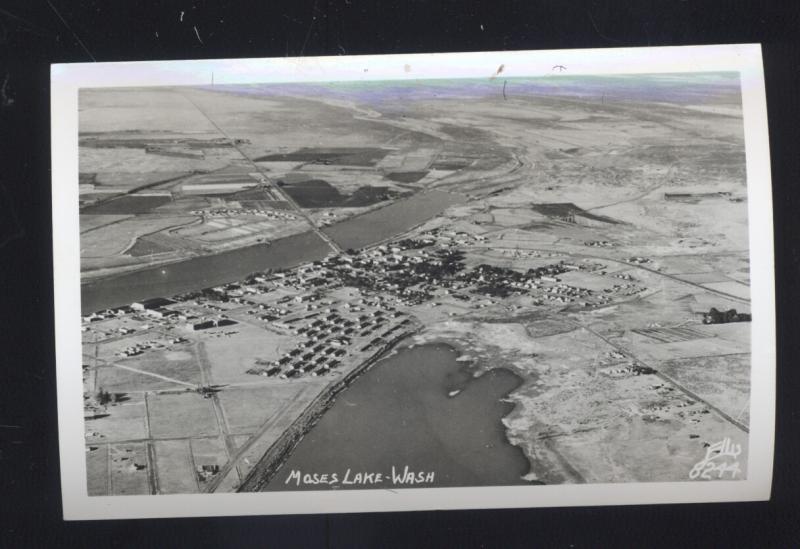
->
[82,73,754,495]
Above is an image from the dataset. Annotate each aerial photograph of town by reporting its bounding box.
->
[78,72,752,495]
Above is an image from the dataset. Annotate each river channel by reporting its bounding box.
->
[322,189,466,250]
[80,230,331,313]
[81,190,466,313]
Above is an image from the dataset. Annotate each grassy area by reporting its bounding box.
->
[153,439,199,494]
[85,395,148,443]
[108,443,149,495]
[217,385,306,435]
[147,392,219,439]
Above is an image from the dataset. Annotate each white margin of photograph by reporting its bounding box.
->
[52,43,775,520]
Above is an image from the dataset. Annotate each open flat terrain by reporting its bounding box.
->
[82,73,752,493]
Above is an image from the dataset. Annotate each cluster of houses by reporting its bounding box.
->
[129,297,239,331]
[246,302,290,322]
[82,305,147,336]
[114,336,187,358]
[425,228,487,247]
[702,307,751,325]
[319,244,469,306]
[196,464,221,482]
[598,362,657,378]
[190,207,297,221]
[461,262,573,297]
[587,283,646,306]
[627,256,652,265]
[539,282,595,304]
[247,301,410,379]
[238,242,467,308]
[82,305,134,324]
[83,227,654,386]
[127,236,644,337]
[82,292,244,347]
[318,210,340,226]
[188,318,238,331]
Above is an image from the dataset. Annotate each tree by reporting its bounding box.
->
[95,387,112,406]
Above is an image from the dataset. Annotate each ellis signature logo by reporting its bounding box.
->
[689,437,742,480]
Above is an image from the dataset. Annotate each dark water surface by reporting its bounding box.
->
[82,190,465,313]
[265,344,534,491]
[81,230,331,313]
[322,190,466,250]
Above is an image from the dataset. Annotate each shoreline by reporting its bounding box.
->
[80,189,457,313]
[408,336,541,484]
[80,229,331,313]
[416,332,574,484]
[80,238,270,286]
[236,329,420,492]
[238,335,540,493]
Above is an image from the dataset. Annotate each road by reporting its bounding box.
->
[563,317,749,433]
[203,384,315,493]
[468,244,750,305]
[177,89,343,255]
[85,354,199,389]
[194,341,238,476]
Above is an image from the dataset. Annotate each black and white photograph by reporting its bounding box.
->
[51,45,775,519]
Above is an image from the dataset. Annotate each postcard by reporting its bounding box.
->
[52,44,775,519]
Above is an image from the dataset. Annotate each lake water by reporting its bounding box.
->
[323,190,466,250]
[82,190,466,313]
[81,230,331,313]
[265,344,535,491]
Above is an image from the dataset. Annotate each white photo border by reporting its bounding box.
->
[52,44,775,520]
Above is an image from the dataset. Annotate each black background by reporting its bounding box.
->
[1,1,798,547]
